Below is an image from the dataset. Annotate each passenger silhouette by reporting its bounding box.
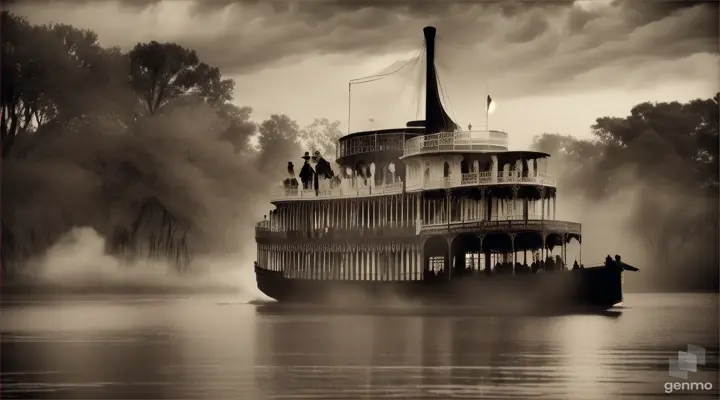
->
[299,152,315,190]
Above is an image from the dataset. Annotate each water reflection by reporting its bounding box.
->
[1,294,718,399]
[2,301,183,399]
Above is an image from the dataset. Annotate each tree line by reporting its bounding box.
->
[1,12,341,276]
[532,94,718,291]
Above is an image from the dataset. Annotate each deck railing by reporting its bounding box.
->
[411,172,556,191]
[256,218,581,239]
[403,130,509,157]
[275,182,404,200]
[337,132,412,159]
[272,172,555,201]
[255,226,416,239]
[421,219,581,234]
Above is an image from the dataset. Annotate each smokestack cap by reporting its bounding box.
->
[423,26,437,39]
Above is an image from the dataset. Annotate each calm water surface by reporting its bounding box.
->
[1,293,718,399]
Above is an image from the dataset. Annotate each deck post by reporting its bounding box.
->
[579,237,582,264]
[509,233,516,273]
[477,234,485,276]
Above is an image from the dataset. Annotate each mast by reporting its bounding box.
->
[423,26,459,135]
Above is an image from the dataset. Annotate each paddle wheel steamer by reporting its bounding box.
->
[254,27,636,312]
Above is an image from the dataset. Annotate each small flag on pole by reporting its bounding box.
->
[486,95,493,111]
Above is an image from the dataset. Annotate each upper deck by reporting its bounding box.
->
[272,170,556,202]
[402,130,508,158]
[335,127,423,165]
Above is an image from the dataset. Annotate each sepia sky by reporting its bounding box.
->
[9,0,719,149]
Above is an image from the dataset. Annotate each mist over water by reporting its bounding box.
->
[11,226,269,302]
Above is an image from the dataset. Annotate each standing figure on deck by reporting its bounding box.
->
[614,255,624,270]
[283,162,299,193]
[313,151,335,180]
[299,152,315,190]
[312,151,335,193]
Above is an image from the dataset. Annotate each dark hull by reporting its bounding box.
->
[255,266,624,314]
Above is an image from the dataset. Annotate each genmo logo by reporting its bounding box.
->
[664,344,713,394]
[664,381,713,394]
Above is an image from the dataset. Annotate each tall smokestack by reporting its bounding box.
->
[422,26,459,135]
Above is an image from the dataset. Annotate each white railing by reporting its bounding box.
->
[271,172,556,201]
[273,182,403,201]
[403,130,509,157]
[412,172,556,191]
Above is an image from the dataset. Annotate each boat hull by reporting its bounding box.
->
[255,266,623,313]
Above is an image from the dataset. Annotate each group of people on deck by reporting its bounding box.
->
[283,151,337,195]
[603,254,630,270]
[493,255,571,274]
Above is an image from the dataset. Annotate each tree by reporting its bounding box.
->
[216,103,257,154]
[298,118,343,159]
[533,94,719,291]
[256,114,303,177]
[1,12,134,155]
[128,41,234,115]
[1,12,36,153]
[591,95,719,190]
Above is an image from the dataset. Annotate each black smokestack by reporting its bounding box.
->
[423,26,459,135]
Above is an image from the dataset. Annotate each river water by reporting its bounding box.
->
[1,293,718,399]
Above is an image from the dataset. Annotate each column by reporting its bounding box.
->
[491,155,498,183]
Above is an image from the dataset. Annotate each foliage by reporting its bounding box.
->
[1,13,134,155]
[0,12,315,273]
[532,94,719,290]
[257,114,304,174]
[128,41,234,114]
[298,118,343,160]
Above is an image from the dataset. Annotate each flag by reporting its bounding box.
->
[486,95,493,111]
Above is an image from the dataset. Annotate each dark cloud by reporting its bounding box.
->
[8,0,718,98]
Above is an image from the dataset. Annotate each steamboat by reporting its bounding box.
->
[254,26,637,312]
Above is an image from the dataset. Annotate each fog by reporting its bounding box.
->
[2,99,296,299]
[547,154,718,292]
[12,226,270,301]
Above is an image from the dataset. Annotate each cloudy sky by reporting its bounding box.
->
[10,0,719,148]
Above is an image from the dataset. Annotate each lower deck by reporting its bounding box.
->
[256,232,579,282]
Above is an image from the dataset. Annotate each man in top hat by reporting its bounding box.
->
[299,152,315,190]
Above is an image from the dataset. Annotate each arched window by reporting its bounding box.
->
[443,162,450,177]
[460,159,469,174]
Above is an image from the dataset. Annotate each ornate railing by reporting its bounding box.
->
[421,219,581,235]
[337,131,415,159]
[271,171,556,201]
[255,226,416,240]
[403,130,508,157]
[273,182,404,201]
[255,219,581,240]
[413,172,556,191]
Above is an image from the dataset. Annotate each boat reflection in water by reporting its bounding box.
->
[2,294,717,399]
